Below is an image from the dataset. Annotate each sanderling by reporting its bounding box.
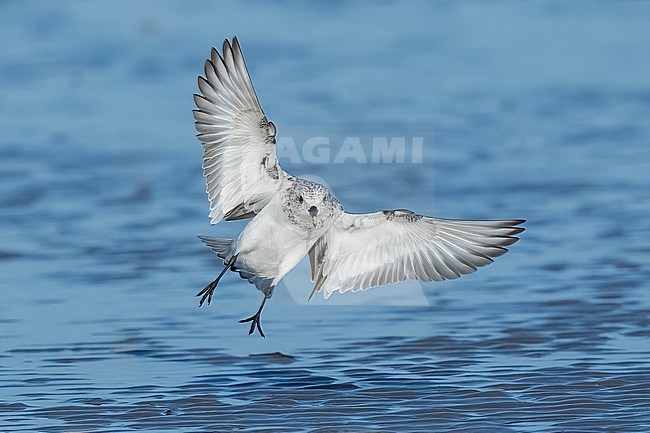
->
[193,37,525,337]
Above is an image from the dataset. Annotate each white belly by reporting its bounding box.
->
[232,197,327,286]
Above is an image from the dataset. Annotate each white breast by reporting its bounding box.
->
[232,193,329,286]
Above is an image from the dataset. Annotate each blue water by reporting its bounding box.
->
[1,1,650,432]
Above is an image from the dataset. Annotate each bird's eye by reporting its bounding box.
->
[298,196,303,203]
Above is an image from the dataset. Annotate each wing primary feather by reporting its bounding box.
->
[309,213,524,296]
[194,37,284,224]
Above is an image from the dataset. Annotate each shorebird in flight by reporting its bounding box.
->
[193,37,525,337]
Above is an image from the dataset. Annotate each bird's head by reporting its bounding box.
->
[285,179,341,229]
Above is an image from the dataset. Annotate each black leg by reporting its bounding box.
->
[196,255,236,307]
[239,290,272,337]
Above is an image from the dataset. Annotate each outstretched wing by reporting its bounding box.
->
[194,37,284,224]
[309,210,525,299]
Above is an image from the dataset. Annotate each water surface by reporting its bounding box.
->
[1,1,649,432]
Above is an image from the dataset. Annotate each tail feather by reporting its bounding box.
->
[198,236,233,260]
[198,236,273,294]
